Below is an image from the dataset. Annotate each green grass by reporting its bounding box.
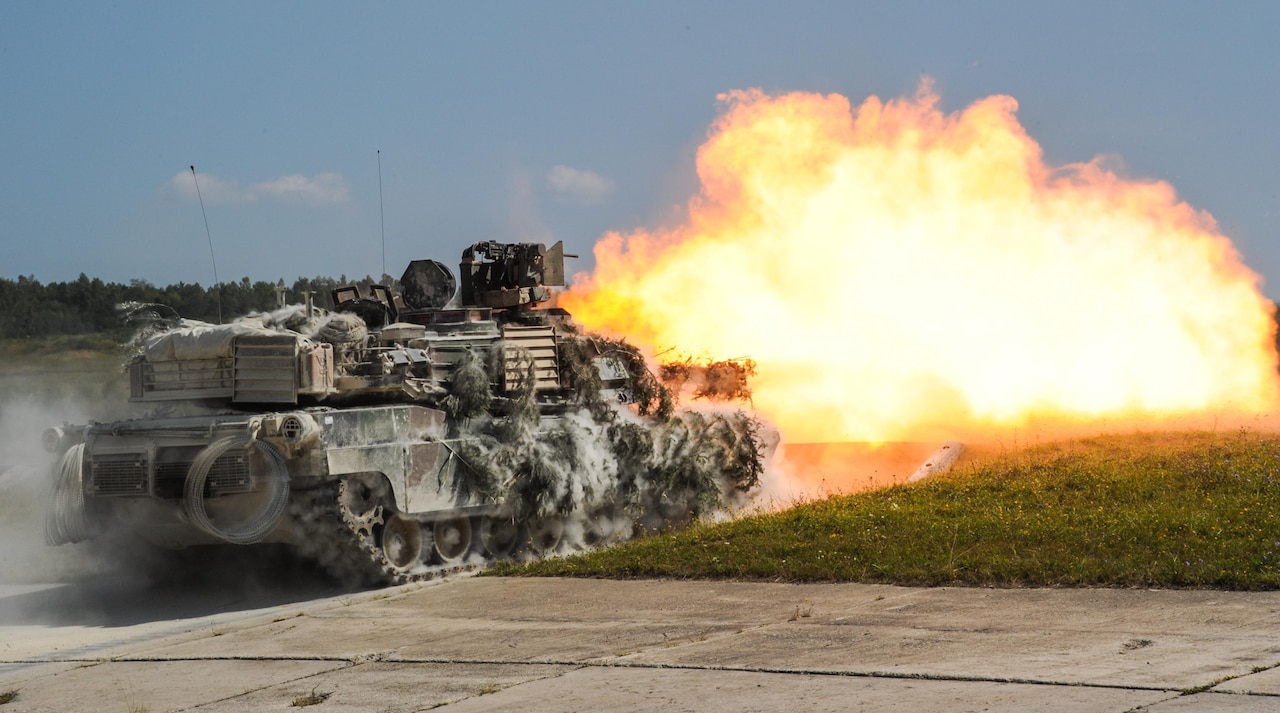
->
[0,336,131,407]
[0,332,128,360]
[493,430,1280,589]
[291,687,332,707]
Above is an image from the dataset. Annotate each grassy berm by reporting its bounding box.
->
[492,430,1280,589]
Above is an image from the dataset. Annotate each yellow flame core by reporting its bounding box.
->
[562,85,1280,442]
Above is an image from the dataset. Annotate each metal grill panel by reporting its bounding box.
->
[233,335,299,404]
[502,325,560,392]
[154,461,188,483]
[206,452,251,493]
[90,456,148,496]
[130,358,234,402]
[153,460,188,499]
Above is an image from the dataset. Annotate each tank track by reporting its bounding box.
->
[286,480,482,587]
[283,478,652,587]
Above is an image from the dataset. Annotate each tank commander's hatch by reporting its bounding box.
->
[332,284,398,329]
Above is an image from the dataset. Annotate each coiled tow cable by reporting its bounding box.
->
[183,436,290,544]
[45,443,88,546]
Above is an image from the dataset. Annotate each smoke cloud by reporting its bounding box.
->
[167,170,351,206]
[547,164,616,205]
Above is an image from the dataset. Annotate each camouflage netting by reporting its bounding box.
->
[120,303,369,367]
[443,348,493,420]
[258,306,368,365]
[559,335,674,419]
[112,298,767,546]
[659,356,757,403]
[446,333,765,537]
[118,301,186,362]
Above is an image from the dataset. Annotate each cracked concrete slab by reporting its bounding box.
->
[628,619,1267,689]
[1133,691,1280,711]
[191,662,572,713]
[429,666,1164,713]
[1213,664,1280,695]
[0,660,345,712]
[2,577,1278,712]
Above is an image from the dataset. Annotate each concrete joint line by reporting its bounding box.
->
[591,661,1182,693]
[7,655,361,665]
[14,654,1280,699]
[11,654,1157,692]
[1172,665,1280,699]
[167,662,353,712]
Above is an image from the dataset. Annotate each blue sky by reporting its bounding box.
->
[3,1,1278,297]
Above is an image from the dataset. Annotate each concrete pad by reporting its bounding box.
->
[605,583,1280,689]
[431,666,1165,713]
[4,577,1280,712]
[0,572,358,661]
[822,585,1280,640]
[1138,691,1280,711]
[630,619,1265,690]
[0,659,344,713]
[357,576,845,626]
[134,601,743,664]
[59,578,457,661]
[0,661,82,692]
[195,662,571,713]
[94,579,1280,693]
[1213,664,1280,695]
[131,577,844,663]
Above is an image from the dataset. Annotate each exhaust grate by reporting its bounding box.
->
[90,456,147,496]
[206,451,251,494]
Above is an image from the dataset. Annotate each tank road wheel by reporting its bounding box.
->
[432,516,473,564]
[528,518,564,554]
[478,514,523,559]
[338,475,393,539]
[380,512,423,571]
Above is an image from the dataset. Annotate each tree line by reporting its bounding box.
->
[0,273,398,339]
[5,274,1280,359]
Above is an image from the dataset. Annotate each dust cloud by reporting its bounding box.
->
[0,372,348,640]
[0,392,101,584]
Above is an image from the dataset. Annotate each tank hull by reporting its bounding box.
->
[48,404,543,583]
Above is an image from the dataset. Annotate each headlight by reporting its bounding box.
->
[42,427,65,453]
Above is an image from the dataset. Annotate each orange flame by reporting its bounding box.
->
[562,82,1280,443]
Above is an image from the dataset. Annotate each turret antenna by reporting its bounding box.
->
[190,165,222,324]
[377,150,386,280]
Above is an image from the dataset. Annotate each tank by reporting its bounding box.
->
[42,242,764,585]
